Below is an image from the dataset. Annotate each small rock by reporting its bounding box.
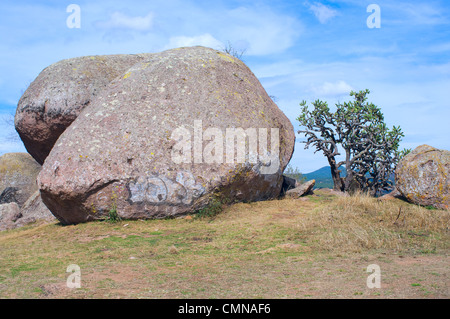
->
[285,180,315,198]
[168,245,179,254]
[378,188,403,201]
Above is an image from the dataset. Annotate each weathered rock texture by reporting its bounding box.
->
[0,191,56,231]
[38,46,295,224]
[15,54,151,164]
[0,153,41,207]
[0,202,21,231]
[395,145,449,210]
[18,191,56,226]
[0,187,19,204]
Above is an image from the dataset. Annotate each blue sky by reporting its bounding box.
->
[1,0,449,173]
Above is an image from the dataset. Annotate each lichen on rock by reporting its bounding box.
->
[395,145,449,210]
[37,46,296,224]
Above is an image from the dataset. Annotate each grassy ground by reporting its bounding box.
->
[0,190,448,299]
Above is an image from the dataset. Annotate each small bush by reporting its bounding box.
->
[195,197,224,219]
[105,203,121,223]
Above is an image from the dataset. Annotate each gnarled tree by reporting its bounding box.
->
[297,89,408,196]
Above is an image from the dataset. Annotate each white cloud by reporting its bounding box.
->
[164,33,223,50]
[310,80,354,97]
[251,59,304,79]
[379,2,449,26]
[257,53,450,161]
[218,6,302,56]
[160,6,301,56]
[96,11,154,31]
[428,42,450,53]
[306,2,338,24]
[395,2,448,25]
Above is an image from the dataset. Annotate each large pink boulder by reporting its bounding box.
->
[38,46,295,224]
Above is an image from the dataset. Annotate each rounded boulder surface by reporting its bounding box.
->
[38,46,295,224]
[15,53,151,164]
[395,145,449,210]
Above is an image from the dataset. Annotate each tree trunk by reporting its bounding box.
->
[328,158,344,191]
[343,148,352,192]
[344,170,353,192]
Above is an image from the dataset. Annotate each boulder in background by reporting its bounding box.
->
[395,145,449,210]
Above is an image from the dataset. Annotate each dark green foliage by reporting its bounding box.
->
[195,197,225,219]
[105,203,121,223]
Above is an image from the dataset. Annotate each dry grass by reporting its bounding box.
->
[297,192,449,253]
[0,192,448,298]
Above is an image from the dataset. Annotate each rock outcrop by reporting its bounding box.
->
[15,54,151,164]
[37,46,296,224]
[0,153,55,231]
[17,191,56,227]
[0,153,41,207]
[0,202,21,231]
[395,145,449,210]
[0,191,56,231]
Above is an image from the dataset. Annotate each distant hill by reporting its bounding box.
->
[303,166,395,191]
[303,166,346,189]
